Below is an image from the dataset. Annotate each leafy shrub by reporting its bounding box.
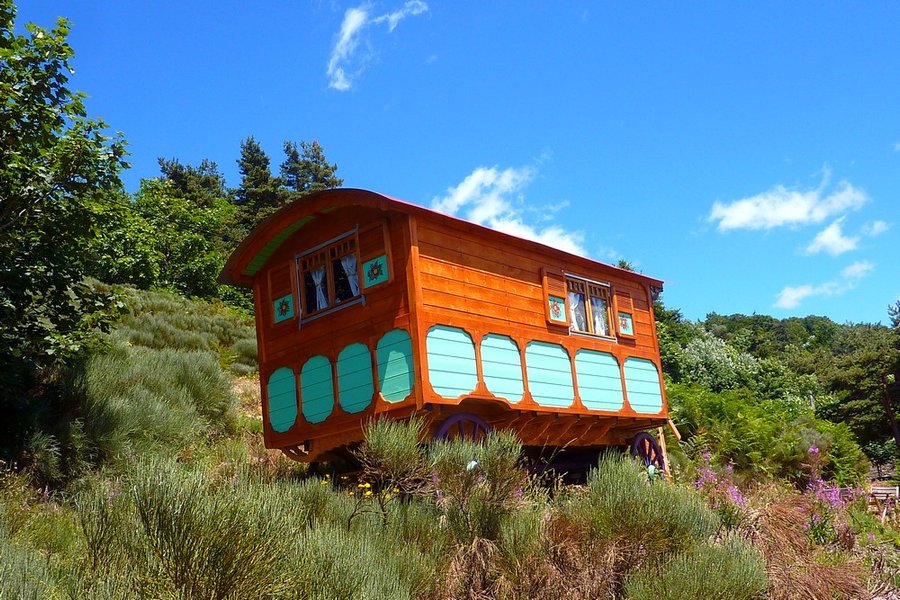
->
[577,454,717,547]
[126,458,294,599]
[0,525,56,600]
[81,342,238,464]
[560,453,718,594]
[287,523,436,600]
[624,538,767,600]
[429,430,530,543]
[669,383,868,484]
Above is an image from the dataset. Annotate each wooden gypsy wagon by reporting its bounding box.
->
[220,188,670,470]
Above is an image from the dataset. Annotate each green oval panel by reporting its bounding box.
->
[426,325,477,398]
[267,367,297,433]
[575,350,623,411]
[300,355,334,423]
[525,341,574,408]
[376,329,414,403]
[480,334,524,403]
[624,357,663,413]
[337,343,374,414]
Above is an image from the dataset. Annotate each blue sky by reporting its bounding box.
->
[18,1,900,325]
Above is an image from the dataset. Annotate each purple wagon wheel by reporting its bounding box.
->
[435,413,491,441]
[631,431,665,472]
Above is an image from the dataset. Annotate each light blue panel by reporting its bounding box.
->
[376,329,415,403]
[525,342,575,408]
[267,367,298,432]
[363,255,389,288]
[337,343,374,414]
[480,334,524,403]
[624,357,664,413]
[575,350,624,411]
[426,325,478,398]
[273,294,295,323]
[300,355,334,424]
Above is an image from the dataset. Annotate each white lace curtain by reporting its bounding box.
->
[591,297,609,336]
[311,266,328,310]
[340,254,360,296]
[568,291,585,331]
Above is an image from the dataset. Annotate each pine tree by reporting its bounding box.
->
[280,140,343,197]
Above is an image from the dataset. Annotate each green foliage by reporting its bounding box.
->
[127,459,291,599]
[430,430,530,543]
[281,139,343,195]
[0,0,127,413]
[81,343,238,463]
[624,538,768,600]
[112,287,256,366]
[132,178,235,299]
[566,454,718,555]
[669,383,868,485]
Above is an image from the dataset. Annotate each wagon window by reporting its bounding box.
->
[298,234,361,320]
[566,276,613,337]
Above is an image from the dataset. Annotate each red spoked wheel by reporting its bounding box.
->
[630,431,665,472]
[435,413,491,441]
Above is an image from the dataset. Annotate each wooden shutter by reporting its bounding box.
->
[541,267,570,327]
[613,290,635,338]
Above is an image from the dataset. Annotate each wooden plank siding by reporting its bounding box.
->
[220,189,669,459]
[413,217,667,431]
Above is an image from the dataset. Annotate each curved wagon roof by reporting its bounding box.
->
[219,187,664,290]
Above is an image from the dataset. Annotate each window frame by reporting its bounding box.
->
[564,273,615,339]
[295,229,363,323]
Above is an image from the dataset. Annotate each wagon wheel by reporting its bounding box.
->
[631,431,665,472]
[435,412,491,441]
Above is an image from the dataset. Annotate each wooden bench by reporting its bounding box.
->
[869,485,899,522]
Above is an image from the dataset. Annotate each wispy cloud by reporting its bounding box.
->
[774,260,874,309]
[841,260,875,279]
[805,218,858,256]
[326,1,428,91]
[708,169,868,232]
[430,165,587,256]
[863,220,890,236]
[372,0,428,31]
[893,142,900,152]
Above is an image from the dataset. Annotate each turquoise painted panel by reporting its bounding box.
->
[575,350,624,411]
[624,358,663,413]
[337,343,374,414]
[426,325,477,398]
[480,334,524,403]
[267,367,297,433]
[273,294,295,323]
[363,254,389,288]
[300,355,334,423]
[548,296,567,323]
[376,329,414,403]
[525,342,575,408]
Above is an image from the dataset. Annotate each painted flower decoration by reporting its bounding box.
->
[367,259,384,281]
[277,298,291,316]
[550,300,562,319]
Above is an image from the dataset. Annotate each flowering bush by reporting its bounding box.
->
[803,445,861,548]
[693,452,747,531]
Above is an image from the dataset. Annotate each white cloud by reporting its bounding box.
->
[863,220,890,236]
[805,218,858,256]
[842,260,874,279]
[326,7,369,91]
[893,142,900,152]
[326,1,429,91]
[708,171,868,232]
[372,0,428,31]
[774,261,875,310]
[430,165,587,256]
